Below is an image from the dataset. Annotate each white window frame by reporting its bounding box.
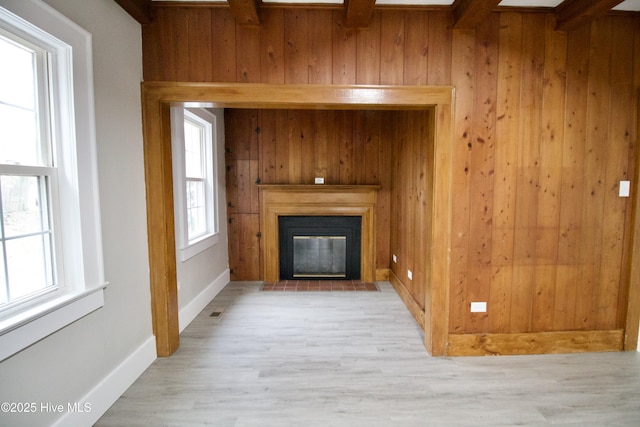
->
[171,106,219,261]
[0,1,105,362]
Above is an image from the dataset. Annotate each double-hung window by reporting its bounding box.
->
[0,28,57,311]
[0,1,105,362]
[172,107,219,261]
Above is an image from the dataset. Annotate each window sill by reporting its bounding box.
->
[179,232,219,262]
[0,285,107,362]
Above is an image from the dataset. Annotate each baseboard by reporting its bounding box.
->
[389,269,425,330]
[375,268,390,281]
[52,335,156,427]
[179,269,230,333]
[447,330,625,356]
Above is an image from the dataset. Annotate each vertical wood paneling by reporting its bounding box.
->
[332,11,357,84]
[531,15,566,332]
[449,28,475,333]
[260,9,285,84]
[143,7,640,338]
[356,11,381,84]
[577,16,612,330]
[211,9,237,82]
[236,25,261,82]
[510,13,545,333]
[465,14,498,334]
[380,11,405,85]
[554,23,590,331]
[489,12,521,333]
[284,10,309,84]
[308,10,333,84]
[599,16,635,330]
[187,8,213,81]
[427,12,452,86]
[403,12,429,86]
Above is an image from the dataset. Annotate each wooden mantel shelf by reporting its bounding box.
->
[259,184,380,282]
[258,184,381,192]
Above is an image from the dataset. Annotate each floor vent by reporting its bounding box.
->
[209,311,223,318]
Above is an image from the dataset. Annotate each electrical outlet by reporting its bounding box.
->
[408,270,413,280]
[392,254,397,263]
[470,302,487,313]
[314,177,325,184]
[619,181,630,197]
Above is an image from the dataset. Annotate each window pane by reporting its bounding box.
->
[1,175,49,238]
[0,175,54,306]
[0,104,39,165]
[0,35,36,110]
[6,233,53,301]
[0,35,45,167]
[184,120,204,178]
[186,180,206,239]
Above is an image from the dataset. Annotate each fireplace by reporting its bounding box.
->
[278,216,361,280]
[259,185,380,282]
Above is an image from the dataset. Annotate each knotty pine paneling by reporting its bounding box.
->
[225,109,396,280]
[143,7,640,335]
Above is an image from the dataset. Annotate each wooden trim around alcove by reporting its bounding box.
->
[259,185,380,283]
[141,82,454,357]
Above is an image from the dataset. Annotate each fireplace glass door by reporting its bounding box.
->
[279,216,361,280]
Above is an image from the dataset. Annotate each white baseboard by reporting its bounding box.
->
[52,335,157,427]
[179,269,230,333]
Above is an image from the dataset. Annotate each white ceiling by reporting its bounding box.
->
[151,0,640,11]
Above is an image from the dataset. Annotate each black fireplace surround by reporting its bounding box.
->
[278,216,361,280]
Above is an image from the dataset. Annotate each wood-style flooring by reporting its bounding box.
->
[96,281,640,426]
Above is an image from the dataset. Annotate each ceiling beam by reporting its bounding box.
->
[555,0,624,31]
[113,0,154,25]
[227,0,261,26]
[344,0,376,28]
[452,0,501,29]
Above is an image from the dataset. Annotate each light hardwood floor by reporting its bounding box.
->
[96,282,640,426]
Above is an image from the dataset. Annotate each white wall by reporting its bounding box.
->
[0,1,155,425]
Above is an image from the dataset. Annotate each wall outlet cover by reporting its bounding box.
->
[619,180,630,197]
[470,302,487,312]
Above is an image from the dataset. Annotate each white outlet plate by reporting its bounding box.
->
[314,177,325,184]
[408,270,413,280]
[620,180,630,197]
[470,302,487,313]
[392,254,397,263]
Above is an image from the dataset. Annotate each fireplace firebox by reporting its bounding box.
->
[278,216,361,280]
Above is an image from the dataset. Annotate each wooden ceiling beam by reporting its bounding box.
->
[227,0,261,26]
[113,0,154,25]
[555,0,624,31]
[452,0,501,29]
[344,0,376,28]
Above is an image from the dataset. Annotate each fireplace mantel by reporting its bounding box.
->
[259,185,380,282]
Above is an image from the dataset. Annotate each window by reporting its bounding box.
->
[0,29,57,311]
[172,107,219,261]
[0,1,105,361]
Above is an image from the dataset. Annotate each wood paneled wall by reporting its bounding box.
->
[225,109,395,280]
[142,7,640,338]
